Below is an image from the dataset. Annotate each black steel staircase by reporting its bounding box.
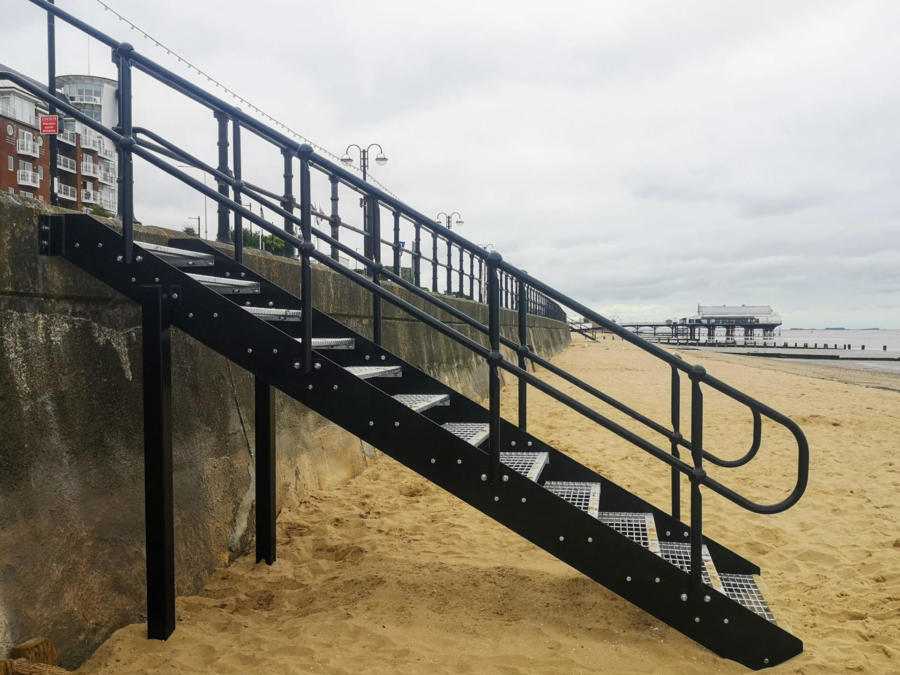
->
[17,0,809,669]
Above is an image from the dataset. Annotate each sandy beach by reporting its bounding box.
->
[77,337,900,674]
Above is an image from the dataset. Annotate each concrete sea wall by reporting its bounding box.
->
[0,194,569,667]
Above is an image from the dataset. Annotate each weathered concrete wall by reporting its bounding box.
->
[0,194,569,666]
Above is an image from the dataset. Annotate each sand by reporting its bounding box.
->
[77,337,900,674]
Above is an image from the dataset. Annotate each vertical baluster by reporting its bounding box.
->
[469,252,474,299]
[478,257,483,303]
[231,117,243,264]
[329,175,340,262]
[689,366,706,593]
[487,253,502,483]
[446,238,453,295]
[458,246,463,294]
[413,223,421,287]
[393,210,401,275]
[298,146,313,371]
[432,231,438,292]
[214,111,230,245]
[281,148,296,258]
[670,366,682,520]
[518,274,528,430]
[370,196,382,345]
[114,43,134,263]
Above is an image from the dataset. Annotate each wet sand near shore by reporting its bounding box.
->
[78,336,900,674]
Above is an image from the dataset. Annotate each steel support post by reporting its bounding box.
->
[689,368,705,593]
[446,239,453,294]
[469,252,474,299]
[281,149,296,258]
[231,117,243,263]
[255,377,276,564]
[432,232,438,292]
[141,285,175,640]
[214,111,231,244]
[329,175,340,262]
[393,211,401,275]
[413,223,421,287]
[518,275,528,431]
[487,253,502,483]
[458,246,464,294]
[670,366,681,520]
[370,196,383,345]
[115,43,135,263]
[299,147,313,371]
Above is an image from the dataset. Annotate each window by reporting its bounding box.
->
[7,156,12,172]
[19,160,32,173]
[7,187,14,194]
[38,166,43,180]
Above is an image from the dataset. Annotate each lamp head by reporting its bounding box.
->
[374,153,388,166]
[340,154,354,166]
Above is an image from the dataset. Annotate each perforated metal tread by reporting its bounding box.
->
[244,306,301,321]
[500,452,548,482]
[597,512,661,554]
[658,541,723,591]
[296,337,355,350]
[393,394,450,412]
[344,365,403,379]
[720,573,776,622]
[188,273,260,294]
[544,481,601,518]
[441,422,489,446]
[139,242,215,267]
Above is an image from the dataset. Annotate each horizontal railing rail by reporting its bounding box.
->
[20,0,809,591]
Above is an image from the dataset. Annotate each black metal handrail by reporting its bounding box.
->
[19,0,809,592]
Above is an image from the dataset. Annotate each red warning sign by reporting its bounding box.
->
[40,115,59,135]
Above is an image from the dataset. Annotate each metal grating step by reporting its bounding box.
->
[658,541,723,591]
[188,273,260,294]
[544,481,601,518]
[441,422,489,447]
[244,306,301,321]
[139,242,215,267]
[597,512,661,554]
[720,573,776,622]
[344,365,402,379]
[500,452,548,482]
[393,393,450,413]
[296,337,355,350]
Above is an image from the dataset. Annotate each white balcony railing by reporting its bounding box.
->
[99,170,116,185]
[99,145,116,160]
[67,94,101,105]
[81,189,98,204]
[17,170,40,188]
[81,161,99,178]
[57,155,77,173]
[16,139,39,157]
[56,183,77,201]
[58,130,77,146]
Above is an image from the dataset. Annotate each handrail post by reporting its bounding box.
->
[458,246,464,295]
[370,195,383,345]
[47,0,59,207]
[518,273,528,431]
[432,231,438,292]
[689,365,706,593]
[214,111,231,244]
[231,116,243,263]
[281,148,296,258]
[487,252,503,483]
[298,145,313,371]
[670,365,682,520]
[114,42,135,263]
[392,210,401,275]
[329,175,340,262]
[446,238,453,295]
[413,223,421,287]
[478,258,483,303]
[469,252,474,299]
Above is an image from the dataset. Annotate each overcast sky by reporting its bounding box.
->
[5,0,899,327]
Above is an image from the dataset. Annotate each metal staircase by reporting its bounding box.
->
[17,0,809,669]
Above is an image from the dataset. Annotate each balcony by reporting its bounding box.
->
[16,139,39,158]
[81,189,99,204]
[17,170,40,188]
[57,155,77,173]
[58,130,77,146]
[99,170,116,186]
[99,145,116,160]
[56,183,77,201]
[81,161,99,178]
[67,94,101,105]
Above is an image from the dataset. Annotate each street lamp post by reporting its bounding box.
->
[436,211,463,295]
[187,215,200,237]
[341,144,388,261]
[177,164,208,240]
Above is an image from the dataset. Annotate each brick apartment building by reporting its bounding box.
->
[1,71,117,214]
